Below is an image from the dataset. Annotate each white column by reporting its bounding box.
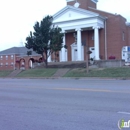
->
[48,53,51,62]
[93,26,100,60]
[48,40,51,62]
[76,28,82,61]
[61,31,66,62]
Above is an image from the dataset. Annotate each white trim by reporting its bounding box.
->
[61,33,66,61]
[76,28,82,61]
[93,26,100,60]
[53,5,100,19]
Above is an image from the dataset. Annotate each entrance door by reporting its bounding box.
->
[74,49,77,61]
[59,49,68,62]
[71,43,84,61]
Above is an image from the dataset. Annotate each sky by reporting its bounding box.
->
[0,0,130,51]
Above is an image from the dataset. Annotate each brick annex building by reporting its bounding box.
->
[0,47,42,70]
[0,0,130,70]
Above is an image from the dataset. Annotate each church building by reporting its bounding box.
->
[52,0,130,62]
[0,0,130,70]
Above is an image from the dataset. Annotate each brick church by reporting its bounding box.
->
[0,0,130,70]
[52,0,130,62]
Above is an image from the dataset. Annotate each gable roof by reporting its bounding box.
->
[53,5,105,24]
[0,47,38,56]
[53,5,99,19]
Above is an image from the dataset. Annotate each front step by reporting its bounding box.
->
[52,69,70,77]
[7,70,22,77]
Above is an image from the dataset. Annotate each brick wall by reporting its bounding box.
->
[127,26,130,46]
[0,54,17,70]
[16,55,42,70]
[88,8,129,59]
[66,32,75,61]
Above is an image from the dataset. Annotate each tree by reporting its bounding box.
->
[49,26,65,62]
[25,15,64,67]
[27,51,32,56]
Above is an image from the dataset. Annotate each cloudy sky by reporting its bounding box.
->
[0,0,129,51]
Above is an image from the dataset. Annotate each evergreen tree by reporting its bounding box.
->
[25,15,64,67]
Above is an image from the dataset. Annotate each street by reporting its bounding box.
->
[0,78,130,130]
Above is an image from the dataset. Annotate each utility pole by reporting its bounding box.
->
[82,39,92,74]
[86,45,89,73]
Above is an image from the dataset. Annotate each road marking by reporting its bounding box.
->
[118,112,130,115]
[54,88,111,92]
[53,88,130,94]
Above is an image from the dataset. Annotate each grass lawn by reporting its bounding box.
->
[0,70,13,77]
[64,67,130,78]
[17,68,58,77]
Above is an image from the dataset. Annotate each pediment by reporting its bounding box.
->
[53,6,99,23]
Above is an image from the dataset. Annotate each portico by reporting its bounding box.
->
[53,5,105,62]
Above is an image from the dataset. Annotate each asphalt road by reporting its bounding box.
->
[0,78,130,130]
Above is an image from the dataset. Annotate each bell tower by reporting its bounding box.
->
[66,0,98,10]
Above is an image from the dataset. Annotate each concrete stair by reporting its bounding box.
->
[7,70,22,77]
[52,69,70,77]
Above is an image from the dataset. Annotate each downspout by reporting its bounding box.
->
[14,54,15,70]
[104,18,108,60]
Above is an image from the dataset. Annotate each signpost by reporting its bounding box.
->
[82,39,92,73]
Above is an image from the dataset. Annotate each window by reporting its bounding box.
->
[11,62,14,66]
[11,55,14,59]
[6,63,8,66]
[0,56,3,59]
[0,63,3,67]
[6,55,8,60]
[122,32,125,41]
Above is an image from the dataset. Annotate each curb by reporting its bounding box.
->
[1,77,130,80]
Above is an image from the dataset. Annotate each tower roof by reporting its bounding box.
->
[66,0,98,10]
